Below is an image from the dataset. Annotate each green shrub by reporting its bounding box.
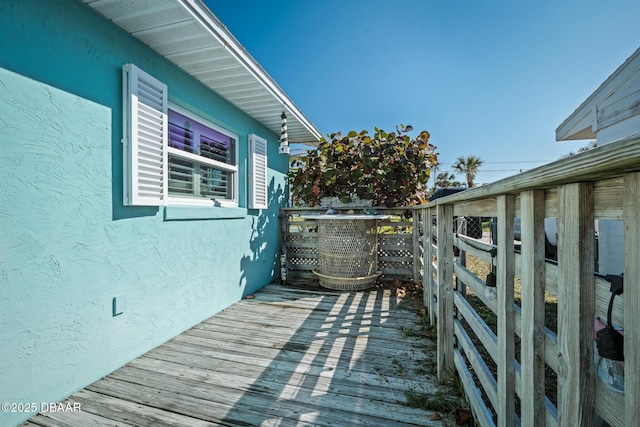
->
[289,125,437,207]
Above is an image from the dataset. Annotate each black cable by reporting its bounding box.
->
[606,292,616,328]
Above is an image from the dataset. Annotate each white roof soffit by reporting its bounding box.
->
[556,47,640,142]
[81,0,322,145]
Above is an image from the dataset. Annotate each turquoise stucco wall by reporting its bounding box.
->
[0,1,288,425]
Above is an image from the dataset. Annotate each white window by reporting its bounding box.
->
[123,64,241,208]
[167,107,237,206]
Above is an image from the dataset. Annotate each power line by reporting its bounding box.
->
[435,169,527,173]
[438,160,551,165]
[476,169,528,173]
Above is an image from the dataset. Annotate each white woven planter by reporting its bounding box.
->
[314,217,379,290]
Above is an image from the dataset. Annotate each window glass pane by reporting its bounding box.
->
[168,156,233,201]
[200,130,235,165]
[201,166,232,200]
[168,110,195,153]
[167,109,236,203]
[168,156,194,195]
[168,109,235,164]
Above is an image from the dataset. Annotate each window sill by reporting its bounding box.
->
[164,206,248,221]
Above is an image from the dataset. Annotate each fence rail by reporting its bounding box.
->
[419,135,640,427]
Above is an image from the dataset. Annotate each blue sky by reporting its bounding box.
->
[206,0,640,184]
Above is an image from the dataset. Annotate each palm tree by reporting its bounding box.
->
[452,155,483,187]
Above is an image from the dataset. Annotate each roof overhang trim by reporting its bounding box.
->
[81,0,322,145]
[556,47,640,142]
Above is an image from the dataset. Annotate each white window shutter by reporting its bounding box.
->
[248,134,268,209]
[122,64,168,206]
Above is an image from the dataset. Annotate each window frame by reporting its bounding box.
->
[166,103,239,208]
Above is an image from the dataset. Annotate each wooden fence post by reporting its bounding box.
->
[437,203,454,382]
[624,172,640,425]
[412,209,421,283]
[425,207,436,325]
[420,208,430,317]
[497,194,516,427]
[520,190,546,425]
[557,182,595,425]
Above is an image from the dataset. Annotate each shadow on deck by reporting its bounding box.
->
[24,284,460,427]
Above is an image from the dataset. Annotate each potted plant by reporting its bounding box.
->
[289,124,438,208]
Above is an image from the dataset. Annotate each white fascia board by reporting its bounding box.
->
[179,0,322,144]
[556,47,640,141]
[555,109,596,141]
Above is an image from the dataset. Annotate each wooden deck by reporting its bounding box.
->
[24,284,459,427]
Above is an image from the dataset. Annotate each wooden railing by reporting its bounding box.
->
[418,135,640,426]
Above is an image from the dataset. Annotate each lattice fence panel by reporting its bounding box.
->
[282,217,319,286]
[377,215,415,283]
[282,209,418,286]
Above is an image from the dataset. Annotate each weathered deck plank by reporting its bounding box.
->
[25,284,458,427]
